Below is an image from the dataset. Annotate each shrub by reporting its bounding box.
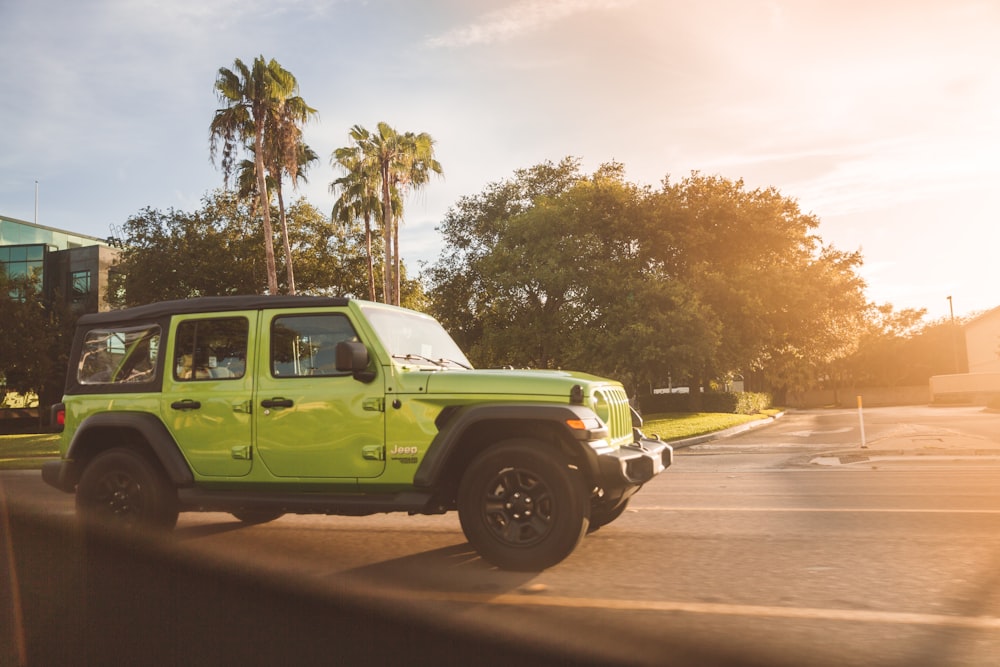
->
[639,391,771,415]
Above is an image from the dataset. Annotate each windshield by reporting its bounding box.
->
[361,305,472,369]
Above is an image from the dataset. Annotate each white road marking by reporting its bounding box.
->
[788,428,854,437]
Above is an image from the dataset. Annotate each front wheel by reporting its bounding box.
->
[76,448,179,530]
[457,440,589,571]
[587,498,629,534]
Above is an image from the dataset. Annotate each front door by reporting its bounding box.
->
[161,313,256,477]
[253,309,386,479]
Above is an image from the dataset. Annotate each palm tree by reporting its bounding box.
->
[330,122,442,305]
[331,142,379,301]
[236,139,318,294]
[266,95,317,294]
[209,56,308,295]
[390,129,442,304]
[330,126,399,302]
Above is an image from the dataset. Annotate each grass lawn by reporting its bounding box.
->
[0,433,60,470]
[642,410,779,441]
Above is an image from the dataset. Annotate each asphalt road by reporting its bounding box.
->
[4,405,1000,666]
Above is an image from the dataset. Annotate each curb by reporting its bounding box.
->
[665,411,786,450]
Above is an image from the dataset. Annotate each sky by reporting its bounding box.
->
[1,0,997,321]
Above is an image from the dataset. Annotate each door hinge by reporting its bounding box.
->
[231,445,252,460]
[363,397,385,412]
[362,445,385,461]
[232,400,252,414]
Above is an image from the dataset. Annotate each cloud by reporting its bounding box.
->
[423,0,634,48]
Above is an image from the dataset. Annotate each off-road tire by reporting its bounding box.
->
[457,439,589,571]
[76,447,179,530]
[587,498,629,534]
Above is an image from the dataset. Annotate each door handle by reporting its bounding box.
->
[170,399,201,411]
[261,398,294,409]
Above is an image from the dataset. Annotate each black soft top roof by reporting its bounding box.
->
[77,295,351,326]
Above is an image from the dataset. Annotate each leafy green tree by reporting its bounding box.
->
[109,191,375,307]
[428,160,718,393]
[281,198,371,298]
[830,307,967,390]
[236,139,320,295]
[428,158,587,355]
[649,173,869,402]
[110,191,264,306]
[0,272,66,405]
[210,56,314,295]
[429,161,869,402]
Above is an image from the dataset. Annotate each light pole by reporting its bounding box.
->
[947,295,959,374]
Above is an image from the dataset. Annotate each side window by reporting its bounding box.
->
[78,325,160,385]
[173,317,249,382]
[271,314,358,378]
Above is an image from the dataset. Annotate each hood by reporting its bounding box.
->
[417,368,619,398]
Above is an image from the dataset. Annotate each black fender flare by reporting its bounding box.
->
[66,411,194,487]
[413,403,609,488]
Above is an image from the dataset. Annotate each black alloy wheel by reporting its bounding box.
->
[76,448,178,530]
[458,439,589,571]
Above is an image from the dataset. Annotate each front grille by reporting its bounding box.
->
[595,386,633,447]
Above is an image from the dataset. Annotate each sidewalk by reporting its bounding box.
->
[814,421,1000,467]
[667,408,1000,467]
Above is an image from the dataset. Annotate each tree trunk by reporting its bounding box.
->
[276,183,295,295]
[364,212,376,301]
[689,372,704,411]
[254,126,278,295]
[393,217,400,306]
[381,168,393,305]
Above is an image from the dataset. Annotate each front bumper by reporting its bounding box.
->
[598,435,673,486]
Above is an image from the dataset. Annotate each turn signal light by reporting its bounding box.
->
[566,417,602,431]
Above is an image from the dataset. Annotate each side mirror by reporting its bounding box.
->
[336,340,375,382]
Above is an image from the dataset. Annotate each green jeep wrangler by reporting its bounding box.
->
[43,296,671,570]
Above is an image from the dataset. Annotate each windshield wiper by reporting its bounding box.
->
[392,354,447,367]
[392,354,471,370]
[438,357,472,370]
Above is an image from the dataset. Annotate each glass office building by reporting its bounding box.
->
[0,214,118,312]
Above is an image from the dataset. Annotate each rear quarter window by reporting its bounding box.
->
[77,325,161,385]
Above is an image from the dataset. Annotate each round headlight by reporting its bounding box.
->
[592,391,611,425]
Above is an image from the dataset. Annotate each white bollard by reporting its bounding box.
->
[857,395,867,449]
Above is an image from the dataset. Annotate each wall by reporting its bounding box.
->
[785,385,931,409]
[929,372,1000,404]
[965,306,1000,373]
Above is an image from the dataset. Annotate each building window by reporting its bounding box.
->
[0,244,46,300]
[71,269,91,302]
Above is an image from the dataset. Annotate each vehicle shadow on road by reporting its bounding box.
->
[335,542,540,595]
[173,520,249,540]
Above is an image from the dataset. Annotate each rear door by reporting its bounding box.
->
[253,308,386,479]
[160,312,256,477]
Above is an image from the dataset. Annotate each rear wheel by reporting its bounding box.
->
[76,448,178,530]
[458,439,589,571]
